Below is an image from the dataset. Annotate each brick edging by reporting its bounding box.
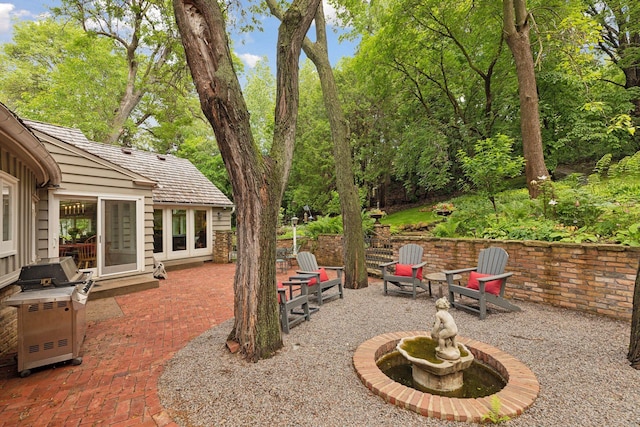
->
[353,331,539,422]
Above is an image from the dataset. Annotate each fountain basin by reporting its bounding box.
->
[353,331,539,422]
[397,336,474,392]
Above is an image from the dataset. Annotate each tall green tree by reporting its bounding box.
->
[585,1,640,120]
[55,0,186,145]
[173,0,320,360]
[267,0,368,289]
[0,19,126,141]
[503,0,549,197]
[244,60,276,151]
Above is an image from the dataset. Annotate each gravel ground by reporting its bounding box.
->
[159,281,640,426]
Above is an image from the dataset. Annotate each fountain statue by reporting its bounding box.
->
[431,297,460,360]
[396,297,474,392]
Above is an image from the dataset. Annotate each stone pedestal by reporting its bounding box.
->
[397,336,474,392]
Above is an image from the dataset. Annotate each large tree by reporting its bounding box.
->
[0,19,126,142]
[267,0,368,289]
[55,0,185,145]
[172,0,320,360]
[585,1,640,120]
[503,0,549,197]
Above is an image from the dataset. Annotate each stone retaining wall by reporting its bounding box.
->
[398,237,638,321]
[305,234,639,321]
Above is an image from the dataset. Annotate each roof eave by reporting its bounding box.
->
[0,104,62,186]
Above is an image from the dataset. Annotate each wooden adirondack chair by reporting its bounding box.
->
[295,251,344,305]
[278,280,311,333]
[380,244,429,299]
[443,247,521,320]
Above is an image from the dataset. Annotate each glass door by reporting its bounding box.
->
[100,198,140,275]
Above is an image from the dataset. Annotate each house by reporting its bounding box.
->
[25,120,234,273]
[24,120,235,276]
[0,104,234,358]
[0,103,62,358]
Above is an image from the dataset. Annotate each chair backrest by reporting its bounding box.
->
[476,247,508,275]
[296,251,319,271]
[78,243,96,259]
[398,244,424,265]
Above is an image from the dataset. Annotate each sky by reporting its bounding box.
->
[0,1,358,69]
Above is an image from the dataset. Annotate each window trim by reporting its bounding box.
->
[0,172,18,258]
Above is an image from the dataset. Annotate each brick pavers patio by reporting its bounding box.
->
[0,262,292,426]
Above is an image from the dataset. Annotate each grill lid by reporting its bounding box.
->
[17,257,85,291]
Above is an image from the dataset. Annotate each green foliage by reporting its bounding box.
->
[244,60,275,151]
[457,135,525,211]
[594,154,612,177]
[432,219,461,238]
[614,223,640,247]
[377,158,640,246]
[303,216,344,240]
[609,152,640,177]
[0,19,126,141]
[552,188,605,227]
[481,396,510,424]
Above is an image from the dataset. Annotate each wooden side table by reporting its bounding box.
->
[425,272,462,298]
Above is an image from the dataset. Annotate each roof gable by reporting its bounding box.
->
[25,120,233,207]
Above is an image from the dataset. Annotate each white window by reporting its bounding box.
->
[0,173,18,257]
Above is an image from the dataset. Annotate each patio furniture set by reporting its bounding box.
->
[278,251,344,333]
[380,244,521,320]
[280,244,520,333]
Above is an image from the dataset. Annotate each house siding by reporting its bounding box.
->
[0,143,42,359]
[0,145,39,283]
[38,136,156,277]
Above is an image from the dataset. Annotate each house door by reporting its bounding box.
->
[99,198,141,275]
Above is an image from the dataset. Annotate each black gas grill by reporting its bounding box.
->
[4,257,94,377]
[16,256,92,292]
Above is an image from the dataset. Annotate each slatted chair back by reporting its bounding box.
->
[476,247,509,276]
[296,251,319,272]
[398,244,424,266]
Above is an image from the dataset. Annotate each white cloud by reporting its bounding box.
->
[323,0,345,27]
[0,3,15,33]
[239,53,263,68]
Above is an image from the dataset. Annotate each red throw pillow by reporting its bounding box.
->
[395,263,423,280]
[306,268,328,286]
[467,271,502,295]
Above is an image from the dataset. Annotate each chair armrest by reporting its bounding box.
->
[476,272,513,282]
[282,280,310,291]
[412,261,427,269]
[379,261,398,268]
[321,266,344,271]
[295,270,318,275]
[293,272,320,283]
[443,267,477,275]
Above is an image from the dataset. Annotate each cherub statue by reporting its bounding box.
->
[431,297,460,360]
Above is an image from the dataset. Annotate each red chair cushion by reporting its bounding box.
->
[395,263,423,280]
[307,268,329,286]
[277,283,285,303]
[467,271,502,295]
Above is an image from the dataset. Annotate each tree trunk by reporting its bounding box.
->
[628,259,640,368]
[503,0,548,198]
[267,0,369,289]
[106,83,144,145]
[303,5,367,289]
[173,0,318,360]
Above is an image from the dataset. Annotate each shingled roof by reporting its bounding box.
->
[25,120,233,208]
